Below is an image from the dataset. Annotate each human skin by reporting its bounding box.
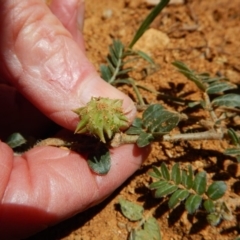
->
[0,0,148,239]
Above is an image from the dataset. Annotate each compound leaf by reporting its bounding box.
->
[142,104,180,134]
[172,61,206,92]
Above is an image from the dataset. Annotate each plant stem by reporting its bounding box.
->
[110,130,224,147]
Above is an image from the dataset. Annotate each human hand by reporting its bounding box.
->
[0,1,148,239]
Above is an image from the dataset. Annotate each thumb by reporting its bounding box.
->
[0,0,136,131]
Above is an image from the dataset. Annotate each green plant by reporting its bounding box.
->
[5,0,239,232]
[119,198,162,240]
[149,163,232,226]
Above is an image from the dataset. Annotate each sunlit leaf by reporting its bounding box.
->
[206,181,227,200]
[100,65,112,82]
[161,162,170,180]
[227,128,240,146]
[119,198,144,221]
[168,189,189,209]
[131,217,161,240]
[172,61,206,92]
[185,194,202,214]
[181,165,193,189]
[149,180,166,190]
[206,81,236,94]
[171,163,181,185]
[212,93,240,108]
[134,50,155,65]
[150,166,162,178]
[224,148,240,156]
[154,182,178,198]
[192,171,207,195]
[129,0,170,48]
[142,104,180,133]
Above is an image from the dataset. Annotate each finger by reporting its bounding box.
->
[0,142,148,239]
[0,0,136,132]
[48,0,85,49]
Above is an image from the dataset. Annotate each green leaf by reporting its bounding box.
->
[224,148,240,156]
[227,128,240,146]
[206,81,236,94]
[151,166,162,178]
[131,217,161,240]
[134,50,155,65]
[171,163,181,185]
[192,171,207,195]
[126,126,144,135]
[172,61,206,92]
[161,163,170,180]
[203,199,215,213]
[126,118,144,135]
[87,146,111,175]
[168,189,189,209]
[132,118,143,128]
[206,181,227,200]
[129,0,170,48]
[142,104,180,133]
[181,165,193,189]
[6,132,27,149]
[154,182,178,198]
[119,198,144,221]
[137,132,154,147]
[100,65,112,82]
[207,213,221,226]
[212,93,240,108]
[149,180,167,190]
[185,194,202,214]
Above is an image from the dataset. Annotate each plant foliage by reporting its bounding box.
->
[126,104,180,147]
[119,198,162,240]
[149,163,229,225]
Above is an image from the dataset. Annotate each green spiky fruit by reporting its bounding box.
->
[73,97,129,143]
